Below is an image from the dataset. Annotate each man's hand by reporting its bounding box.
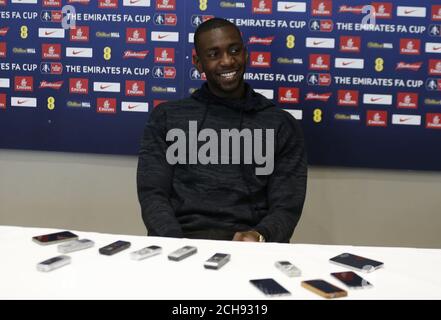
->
[233,231,262,242]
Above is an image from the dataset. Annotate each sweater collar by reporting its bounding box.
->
[192,82,273,112]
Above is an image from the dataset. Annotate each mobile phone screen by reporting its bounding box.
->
[331,271,372,289]
[32,231,78,244]
[330,253,383,271]
[40,256,65,265]
[250,278,291,297]
[208,253,229,262]
[99,240,131,255]
[303,280,345,294]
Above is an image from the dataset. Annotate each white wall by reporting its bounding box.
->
[1,149,440,248]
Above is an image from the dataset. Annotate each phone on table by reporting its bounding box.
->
[275,261,301,277]
[329,253,384,272]
[37,255,71,272]
[249,278,291,297]
[204,253,230,270]
[32,231,78,245]
[301,279,347,299]
[58,239,94,253]
[99,240,131,256]
[130,245,162,261]
[331,271,373,289]
[168,246,197,261]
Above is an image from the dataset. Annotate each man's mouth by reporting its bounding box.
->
[219,71,237,80]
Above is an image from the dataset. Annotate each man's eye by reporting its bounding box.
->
[230,47,241,54]
[207,52,217,58]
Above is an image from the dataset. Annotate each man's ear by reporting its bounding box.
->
[193,53,203,73]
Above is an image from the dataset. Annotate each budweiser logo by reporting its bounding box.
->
[396,62,423,71]
[339,5,363,13]
[305,92,332,101]
[123,50,149,59]
[39,81,63,89]
[0,27,9,36]
[248,36,274,45]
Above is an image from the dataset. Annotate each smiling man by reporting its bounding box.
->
[137,18,307,243]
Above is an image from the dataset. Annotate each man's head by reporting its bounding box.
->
[193,18,247,99]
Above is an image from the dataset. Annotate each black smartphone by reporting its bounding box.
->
[99,240,131,256]
[329,253,384,272]
[331,271,373,289]
[249,278,291,297]
[301,279,347,299]
[32,231,78,245]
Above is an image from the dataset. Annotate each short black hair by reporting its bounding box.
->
[194,18,242,54]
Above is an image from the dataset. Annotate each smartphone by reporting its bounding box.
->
[329,253,384,273]
[99,240,131,256]
[331,271,373,289]
[168,246,197,261]
[32,231,78,245]
[249,278,291,297]
[57,239,94,253]
[275,261,301,277]
[301,279,347,299]
[204,253,231,270]
[37,255,71,272]
[130,245,162,261]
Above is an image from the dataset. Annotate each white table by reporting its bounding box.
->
[1,226,440,299]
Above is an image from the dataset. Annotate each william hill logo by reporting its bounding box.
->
[367,42,393,49]
[96,31,120,39]
[220,1,246,9]
[12,47,36,55]
[425,98,441,105]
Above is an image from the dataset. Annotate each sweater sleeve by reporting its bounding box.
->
[136,105,183,237]
[255,112,307,243]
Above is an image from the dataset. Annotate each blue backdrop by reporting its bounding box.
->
[0,0,440,170]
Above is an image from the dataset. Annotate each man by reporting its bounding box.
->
[137,18,307,242]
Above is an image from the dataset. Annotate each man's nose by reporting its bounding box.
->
[219,52,234,66]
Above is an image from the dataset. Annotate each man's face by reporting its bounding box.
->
[194,25,247,99]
